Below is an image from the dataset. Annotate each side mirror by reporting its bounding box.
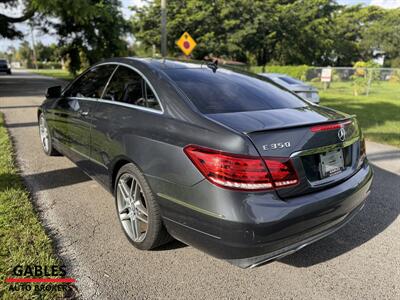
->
[46,86,62,98]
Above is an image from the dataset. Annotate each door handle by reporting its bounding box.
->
[79,110,89,117]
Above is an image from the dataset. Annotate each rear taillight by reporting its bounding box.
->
[264,158,299,187]
[310,119,352,132]
[184,145,298,191]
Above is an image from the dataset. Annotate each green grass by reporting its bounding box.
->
[314,81,400,148]
[29,69,74,81]
[0,114,68,299]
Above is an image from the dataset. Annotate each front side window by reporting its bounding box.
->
[102,66,161,111]
[64,65,116,98]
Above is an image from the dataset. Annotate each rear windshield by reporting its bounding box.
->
[165,68,307,114]
[0,60,7,63]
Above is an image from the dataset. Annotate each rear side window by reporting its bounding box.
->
[102,66,161,111]
[165,68,307,114]
[64,65,116,98]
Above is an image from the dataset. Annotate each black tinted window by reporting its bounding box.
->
[103,66,161,110]
[144,82,161,110]
[165,68,307,114]
[65,65,116,98]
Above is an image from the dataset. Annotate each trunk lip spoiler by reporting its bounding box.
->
[246,115,356,135]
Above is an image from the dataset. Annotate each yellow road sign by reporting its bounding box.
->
[176,32,197,56]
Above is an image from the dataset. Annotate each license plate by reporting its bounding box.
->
[320,149,344,178]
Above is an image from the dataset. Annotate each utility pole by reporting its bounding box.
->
[30,24,38,70]
[161,0,167,58]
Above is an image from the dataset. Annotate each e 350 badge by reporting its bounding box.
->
[262,141,291,151]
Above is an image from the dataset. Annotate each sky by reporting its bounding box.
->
[1,0,399,52]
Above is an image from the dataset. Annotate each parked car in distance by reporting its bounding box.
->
[260,73,320,103]
[38,58,372,268]
[0,59,12,75]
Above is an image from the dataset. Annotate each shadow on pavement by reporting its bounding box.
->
[0,105,39,110]
[0,73,67,98]
[0,167,90,192]
[23,167,91,192]
[154,239,188,251]
[280,164,399,267]
[5,122,38,129]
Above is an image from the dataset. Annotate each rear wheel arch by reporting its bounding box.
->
[114,162,172,249]
[111,157,137,194]
[37,108,43,120]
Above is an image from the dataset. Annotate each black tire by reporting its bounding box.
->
[38,113,60,156]
[7,70,11,75]
[115,163,172,250]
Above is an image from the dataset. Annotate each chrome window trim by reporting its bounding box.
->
[100,65,119,99]
[98,98,164,114]
[68,96,98,102]
[64,61,165,115]
[290,136,359,158]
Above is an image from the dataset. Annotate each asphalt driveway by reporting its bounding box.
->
[1,70,399,299]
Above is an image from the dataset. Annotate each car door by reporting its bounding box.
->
[52,64,117,172]
[89,65,164,187]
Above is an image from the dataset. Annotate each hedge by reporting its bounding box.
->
[36,62,63,69]
[250,65,313,80]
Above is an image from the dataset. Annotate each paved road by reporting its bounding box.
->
[1,70,399,299]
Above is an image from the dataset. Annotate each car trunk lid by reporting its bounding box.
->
[206,106,362,198]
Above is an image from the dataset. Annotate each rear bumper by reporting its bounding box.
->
[158,161,373,268]
[227,200,365,268]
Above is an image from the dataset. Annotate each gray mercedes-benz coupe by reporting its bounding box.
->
[38,58,373,268]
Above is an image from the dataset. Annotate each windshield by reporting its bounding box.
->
[165,68,307,114]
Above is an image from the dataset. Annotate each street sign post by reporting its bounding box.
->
[161,0,167,57]
[321,68,332,82]
[321,68,332,90]
[176,32,197,56]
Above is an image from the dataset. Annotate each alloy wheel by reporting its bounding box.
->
[116,173,149,242]
[39,116,49,152]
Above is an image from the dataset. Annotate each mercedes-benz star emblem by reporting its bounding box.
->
[338,127,346,141]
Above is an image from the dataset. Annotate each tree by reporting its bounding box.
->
[131,0,339,65]
[45,0,130,74]
[272,0,338,66]
[35,42,52,62]
[0,0,34,39]
[362,8,400,66]
[1,0,129,74]
[131,1,400,66]
[331,5,387,66]
[17,41,34,67]
[132,0,227,59]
